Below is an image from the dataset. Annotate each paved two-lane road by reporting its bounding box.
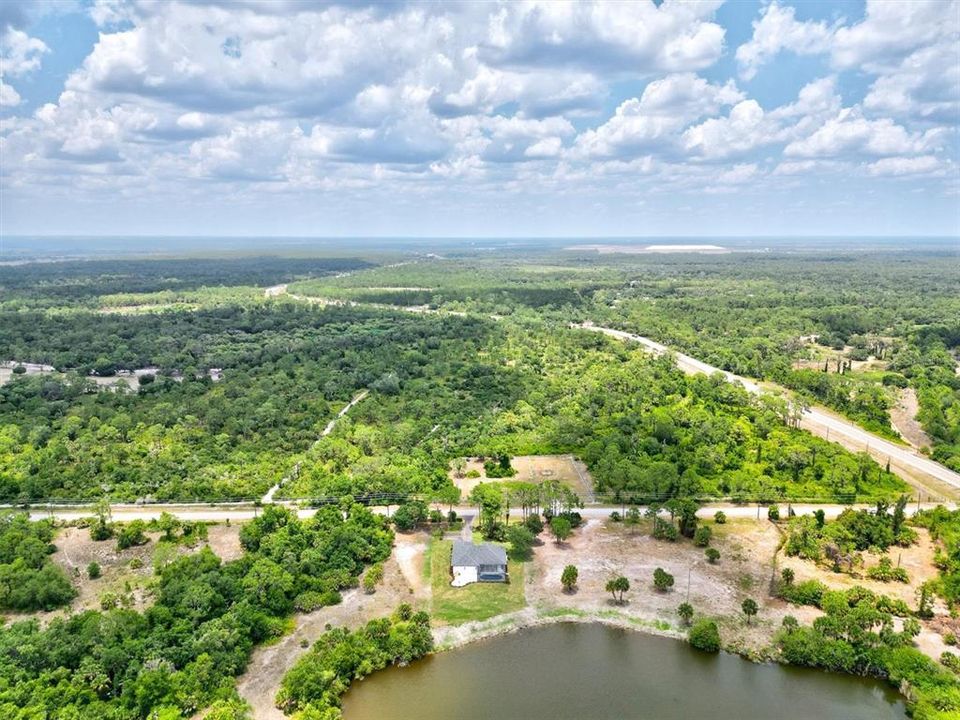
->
[578,323,960,498]
[24,501,951,524]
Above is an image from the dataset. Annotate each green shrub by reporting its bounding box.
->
[524,514,544,535]
[866,556,910,583]
[506,524,535,560]
[90,520,113,541]
[87,562,101,579]
[392,500,427,532]
[363,563,384,594]
[653,517,679,542]
[714,511,726,524]
[694,526,712,547]
[653,568,674,592]
[780,579,826,607]
[483,455,516,478]
[116,520,148,550]
[689,619,720,652]
[941,652,960,674]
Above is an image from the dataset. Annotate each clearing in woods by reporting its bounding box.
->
[450,454,593,500]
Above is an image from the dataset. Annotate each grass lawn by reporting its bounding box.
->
[425,538,526,625]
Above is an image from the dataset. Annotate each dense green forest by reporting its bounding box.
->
[0,249,957,720]
[291,251,960,471]
[0,246,951,507]
[0,504,391,719]
[0,257,372,311]
[1,252,944,502]
[0,513,75,612]
[0,299,905,503]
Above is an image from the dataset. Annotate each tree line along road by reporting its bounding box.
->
[24,502,952,524]
[577,323,960,501]
[259,289,960,500]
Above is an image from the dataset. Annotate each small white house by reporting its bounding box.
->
[451,540,508,587]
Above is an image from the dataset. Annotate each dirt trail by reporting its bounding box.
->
[260,390,369,503]
[236,551,416,720]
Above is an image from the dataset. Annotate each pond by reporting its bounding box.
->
[343,622,906,720]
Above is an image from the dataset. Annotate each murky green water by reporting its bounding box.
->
[343,622,906,720]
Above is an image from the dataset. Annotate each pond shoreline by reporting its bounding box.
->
[429,607,911,709]
[345,615,906,720]
[432,605,685,653]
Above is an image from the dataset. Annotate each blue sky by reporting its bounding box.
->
[1,0,957,238]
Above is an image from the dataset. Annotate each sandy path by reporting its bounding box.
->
[236,552,415,720]
[260,390,369,503]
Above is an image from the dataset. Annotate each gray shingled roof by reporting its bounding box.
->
[451,540,507,567]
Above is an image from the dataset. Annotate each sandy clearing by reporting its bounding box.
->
[520,517,790,654]
[890,387,933,450]
[451,455,593,500]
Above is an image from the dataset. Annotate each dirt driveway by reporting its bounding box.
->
[236,542,424,720]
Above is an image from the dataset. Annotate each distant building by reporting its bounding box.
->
[451,540,508,586]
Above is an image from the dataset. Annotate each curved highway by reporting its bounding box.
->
[578,323,960,498]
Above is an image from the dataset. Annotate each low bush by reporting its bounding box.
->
[653,517,679,542]
[689,619,720,652]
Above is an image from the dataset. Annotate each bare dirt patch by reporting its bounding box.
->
[791,342,890,374]
[205,523,245,562]
[524,518,794,655]
[890,387,933,450]
[451,454,592,499]
[394,530,429,601]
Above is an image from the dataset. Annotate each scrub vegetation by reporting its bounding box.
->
[0,246,957,718]
[0,504,391,719]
